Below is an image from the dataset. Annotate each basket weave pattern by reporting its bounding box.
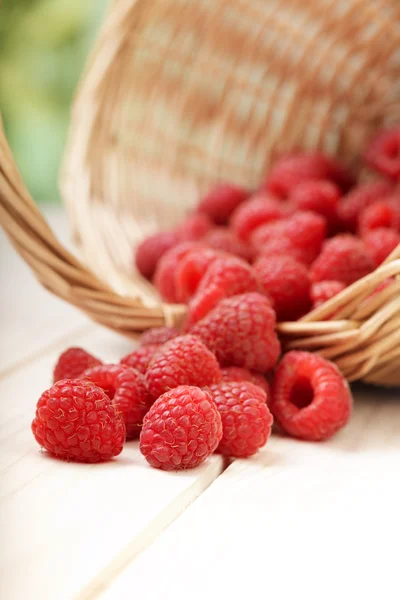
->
[1,0,400,385]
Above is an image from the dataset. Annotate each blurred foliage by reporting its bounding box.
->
[0,0,108,203]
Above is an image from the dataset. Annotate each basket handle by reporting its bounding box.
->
[0,120,184,336]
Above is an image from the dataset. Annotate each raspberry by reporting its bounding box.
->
[204,227,253,261]
[53,347,102,383]
[140,326,179,346]
[269,351,352,441]
[120,344,159,374]
[265,152,354,198]
[135,231,178,280]
[185,256,261,327]
[83,364,153,439]
[139,386,222,470]
[253,255,311,321]
[289,179,342,234]
[175,213,213,241]
[363,127,400,180]
[145,335,221,400]
[220,366,270,396]
[311,280,346,308]
[175,248,222,302]
[197,183,248,224]
[153,241,201,302]
[338,181,393,232]
[251,211,327,266]
[208,381,273,457]
[362,227,400,267]
[190,293,281,372]
[230,193,286,241]
[358,199,400,235]
[31,379,125,462]
[310,234,374,285]
[255,236,312,265]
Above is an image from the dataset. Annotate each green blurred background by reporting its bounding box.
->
[1,0,108,204]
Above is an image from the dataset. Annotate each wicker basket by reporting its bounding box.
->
[1,0,400,386]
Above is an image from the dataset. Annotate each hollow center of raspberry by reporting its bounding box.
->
[290,377,314,409]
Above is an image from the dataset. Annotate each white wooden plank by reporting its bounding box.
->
[0,206,92,374]
[97,386,400,600]
[0,327,224,600]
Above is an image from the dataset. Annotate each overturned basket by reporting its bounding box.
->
[1,0,400,386]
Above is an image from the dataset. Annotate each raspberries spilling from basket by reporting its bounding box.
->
[32,129,399,469]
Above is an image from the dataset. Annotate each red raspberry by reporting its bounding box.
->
[362,227,400,267]
[204,227,253,261]
[289,179,342,234]
[220,366,270,396]
[265,152,354,198]
[208,381,273,457]
[310,234,374,285]
[251,211,327,266]
[140,326,178,346]
[254,255,311,321]
[190,293,281,372]
[31,379,125,462]
[185,256,261,327]
[53,347,102,383]
[358,199,400,235]
[145,335,221,400]
[311,280,346,308]
[197,183,249,224]
[270,351,352,441]
[135,231,178,280]
[175,213,213,241]
[153,241,201,302]
[175,248,222,302]
[230,193,286,241]
[255,236,312,265]
[120,344,159,374]
[139,386,222,470]
[363,127,400,180]
[83,364,153,439]
[338,181,393,232]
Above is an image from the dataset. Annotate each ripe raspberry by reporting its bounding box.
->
[265,152,354,198]
[120,344,159,374]
[190,293,281,372]
[311,280,346,308]
[289,179,341,234]
[135,231,178,280]
[31,379,125,462]
[185,256,262,327]
[310,234,374,285]
[204,227,253,261]
[197,183,248,224]
[269,351,352,441]
[145,335,221,400]
[208,381,272,457]
[230,193,286,241]
[175,248,222,302]
[338,181,393,232]
[251,211,327,266]
[83,364,153,438]
[253,255,311,321]
[140,326,178,346]
[358,199,400,235]
[363,127,400,180]
[220,366,270,396]
[53,347,102,383]
[255,236,312,265]
[175,213,213,241]
[140,386,222,470]
[362,227,400,267]
[153,241,201,302]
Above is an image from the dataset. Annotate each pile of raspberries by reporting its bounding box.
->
[32,128,399,469]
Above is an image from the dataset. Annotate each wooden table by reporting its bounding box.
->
[1,207,399,600]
